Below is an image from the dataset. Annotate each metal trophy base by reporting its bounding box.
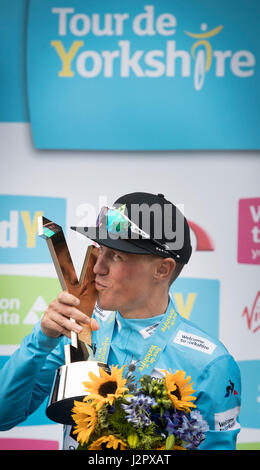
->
[46,360,110,425]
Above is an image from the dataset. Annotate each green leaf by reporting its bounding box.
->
[127,433,139,448]
[165,434,175,450]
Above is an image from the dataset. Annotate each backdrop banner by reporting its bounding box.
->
[27,0,260,150]
[0,195,66,264]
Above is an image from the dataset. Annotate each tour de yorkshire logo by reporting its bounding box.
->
[184,23,226,90]
[49,5,256,91]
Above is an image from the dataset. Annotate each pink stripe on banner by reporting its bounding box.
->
[0,438,59,450]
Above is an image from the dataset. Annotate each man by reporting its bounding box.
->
[0,192,241,450]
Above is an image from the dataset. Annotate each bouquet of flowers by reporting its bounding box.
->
[71,364,209,450]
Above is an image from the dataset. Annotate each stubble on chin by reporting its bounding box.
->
[96,294,115,312]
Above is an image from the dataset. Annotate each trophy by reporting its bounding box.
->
[38,216,110,426]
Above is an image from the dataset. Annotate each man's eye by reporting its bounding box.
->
[113,253,122,261]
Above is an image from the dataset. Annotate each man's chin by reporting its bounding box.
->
[96,295,116,312]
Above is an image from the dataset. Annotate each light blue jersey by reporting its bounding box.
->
[0,295,241,450]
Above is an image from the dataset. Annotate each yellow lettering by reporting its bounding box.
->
[174,293,197,320]
[21,211,43,248]
[51,40,84,77]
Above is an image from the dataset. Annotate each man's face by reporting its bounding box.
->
[93,245,159,317]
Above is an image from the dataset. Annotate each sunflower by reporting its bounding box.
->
[164,369,197,412]
[83,365,128,410]
[71,400,97,445]
[88,435,127,450]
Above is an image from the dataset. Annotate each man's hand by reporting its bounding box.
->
[41,291,99,338]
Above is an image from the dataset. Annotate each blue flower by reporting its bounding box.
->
[184,410,209,449]
[164,409,189,436]
[190,410,209,433]
[159,409,209,450]
[122,393,157,427]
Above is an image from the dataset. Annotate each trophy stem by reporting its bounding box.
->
[70,319,78,349]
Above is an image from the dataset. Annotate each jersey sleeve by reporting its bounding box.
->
[196,354,241,450]
[0,321,65,431]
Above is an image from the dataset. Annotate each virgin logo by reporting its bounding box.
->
[188,221,214,251]
[242,291,260,334]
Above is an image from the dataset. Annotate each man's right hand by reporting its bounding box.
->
[41,291,99,339]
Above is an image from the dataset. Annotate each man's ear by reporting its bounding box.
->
[153,257,176,282]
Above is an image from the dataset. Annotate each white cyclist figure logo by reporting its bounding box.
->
[185,23,223,90]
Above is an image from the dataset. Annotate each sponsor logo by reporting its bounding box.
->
[94,304,113,322]
[172,292,197,320]
[224,380,238,398]
[188,221,214,251]
[242,291,260,334]
[96,336,110,363]
[170,278,220,338]
[0,295,48,327]
[140,322,160,339]
[27,1,259,150]
[160,308,177,332]
[214,407,240,432]
[173,329,216,355]
[50,6,255,91]
[0,275,60,346]
[0,195,66,263]
[238,198,260,265]
[23,296,48,325]
[138,344,162,372]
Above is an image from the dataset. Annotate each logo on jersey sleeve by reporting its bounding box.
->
[214,406,240,432]
[224,380,238,398]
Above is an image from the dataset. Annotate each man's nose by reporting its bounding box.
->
[93,251,109,275]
